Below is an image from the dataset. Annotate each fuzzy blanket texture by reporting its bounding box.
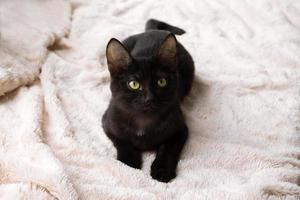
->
[0,0,300,199]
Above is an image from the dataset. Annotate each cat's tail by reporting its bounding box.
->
[145,19,186,35]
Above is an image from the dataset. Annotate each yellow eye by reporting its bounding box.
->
[128,80,140,90]
[157,78,167,87]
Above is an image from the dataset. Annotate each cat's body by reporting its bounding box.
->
[102,19,194,182]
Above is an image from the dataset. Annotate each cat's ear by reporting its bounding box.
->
[106,38,132,75]
[157,33,177,71]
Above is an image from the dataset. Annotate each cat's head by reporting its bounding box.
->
[106,33,179,115]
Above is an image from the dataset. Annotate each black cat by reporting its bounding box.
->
[102,19,194,182]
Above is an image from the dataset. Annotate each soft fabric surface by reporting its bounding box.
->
[0,0,299,199]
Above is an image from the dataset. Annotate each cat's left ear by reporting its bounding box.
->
[157,33,177,71]
[106,38,132,75]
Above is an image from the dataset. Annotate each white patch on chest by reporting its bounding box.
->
[135,116,156,136]
[136,129,145,136]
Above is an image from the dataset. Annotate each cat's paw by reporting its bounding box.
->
[150,160,176,183]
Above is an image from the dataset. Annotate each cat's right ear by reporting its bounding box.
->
[157,34,177,71]
[106,38,132,75]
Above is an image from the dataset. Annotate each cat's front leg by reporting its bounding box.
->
[151,125,188,182]
[115,139,142,169]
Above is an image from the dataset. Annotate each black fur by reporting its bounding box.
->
[102,19,194,182]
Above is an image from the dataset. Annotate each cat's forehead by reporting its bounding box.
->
[128,58,167,77]
[127,69,167,80]
[134,56,154,68]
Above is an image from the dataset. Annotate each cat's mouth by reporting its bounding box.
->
[141,104,157,113]
[140,101,171,114]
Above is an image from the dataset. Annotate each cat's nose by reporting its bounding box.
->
[144,97,152,104]
[144,93,154,105]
